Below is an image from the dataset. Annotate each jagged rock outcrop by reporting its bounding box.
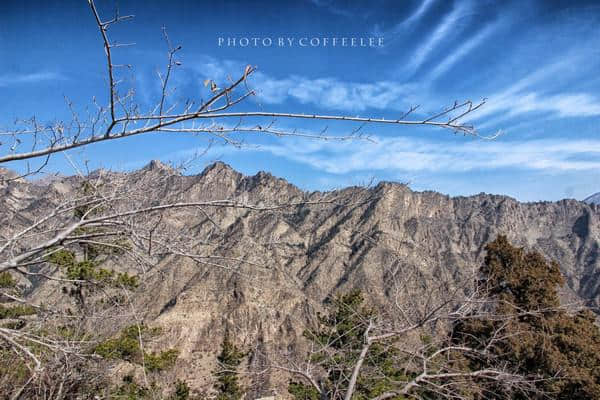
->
[4,161,600,395]
[585,192,600,205]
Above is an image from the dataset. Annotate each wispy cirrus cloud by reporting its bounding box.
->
[0,71,66,87]
[428,21,499,81]
[402,0,437,28]
[372,0,436,38]
[468,58,600,127]
[407,1,470,73]
[308,0,353,17]
[229,136,600,174]
[174,45,600,126]
[161,132,600,176]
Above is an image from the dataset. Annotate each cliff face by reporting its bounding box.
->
[4,162,600,395]
[142,162,598,308]
[585,192,600,205]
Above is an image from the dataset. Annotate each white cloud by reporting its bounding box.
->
[0,71,66,87]
[408,2,470,73]
[403,0,437,27]
[185,52,600,124]
[251,65,600,123]
[464,56,600,126]
[233,136,600,174]
[188,57,418,112]
[257,76,416,111]
[428,21,498,80]
[373,0,436,37]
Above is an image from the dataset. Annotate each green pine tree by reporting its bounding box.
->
[214,330,245,400]
[452,235,600,399]
[289,289,408,399]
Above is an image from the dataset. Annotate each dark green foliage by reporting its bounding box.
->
[0,271,36,325]
[288,381,320,400]
[290,289,408,399]
[214,331,245,400]
[47,194,139,295]
[480,235,564,311]
[290,239,600,400]
[0,303,36,319]
[65,259,100,281]
[308,289,373,349]
[0,331,107,399]
[0,271,16,288]
[111,376,194,400]
[1,182,147,399]
[0,349,30,395]
[112,376,150,400]
[116,271,139,289]
[95,324,178,372]
[46,249,76,267]
[95,329,142,362]
[452,235,600,399]
[145,348,179,372]
[172,380,191,400]
[64,259,138,289]
[46,249,138,294]
[0,269,39,396]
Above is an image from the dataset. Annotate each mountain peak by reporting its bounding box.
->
[584,192,600,205]
[198,161,243,183]
[201,161,234,173]
[142,159,176,173]
[198,161,239,178]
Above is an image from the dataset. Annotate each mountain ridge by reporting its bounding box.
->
[585,192,600,205]
[3,162,599,395]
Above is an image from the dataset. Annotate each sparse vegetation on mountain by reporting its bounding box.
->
[451,235,600,399]
[0,0,598,398]
[287,236,600,400]
[214,330,246,400]
[1,157,599,398]
[95,324,178,373]
[289,289,408,399]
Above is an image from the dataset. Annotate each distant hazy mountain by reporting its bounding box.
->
[584,192,600,205]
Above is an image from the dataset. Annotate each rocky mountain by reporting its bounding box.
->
[3,161,600,396]
[585,192,600,205]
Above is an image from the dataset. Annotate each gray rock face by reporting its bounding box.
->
[585,192,600,205]
[3,162,600,393]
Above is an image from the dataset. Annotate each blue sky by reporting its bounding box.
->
[1,0,599,201]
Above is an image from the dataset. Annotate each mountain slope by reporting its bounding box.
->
[585,192,600,205]
[4,162,600,395]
